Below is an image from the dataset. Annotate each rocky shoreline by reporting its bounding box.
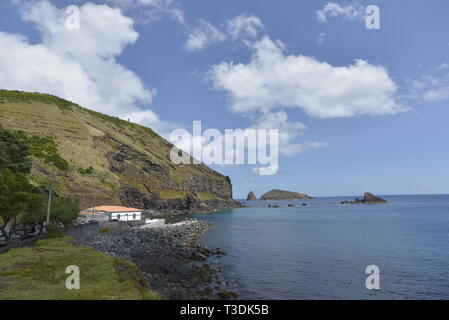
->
[85,220,237,300]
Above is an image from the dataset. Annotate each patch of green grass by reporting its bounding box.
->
[199,192,220,201]
[99,226,114,234]
[82,108,128,129]
[152,189,189,200]
[0,237,160,300]
[0,90,75,111]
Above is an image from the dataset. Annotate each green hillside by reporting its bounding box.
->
[0,90,237,212]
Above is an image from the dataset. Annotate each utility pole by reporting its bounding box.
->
[46,187,52,226]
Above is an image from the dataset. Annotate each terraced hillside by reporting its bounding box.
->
[0,90,238,213]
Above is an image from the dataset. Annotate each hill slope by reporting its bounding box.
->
[0,90,238,213]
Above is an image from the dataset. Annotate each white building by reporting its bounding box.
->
[81,206,143,222]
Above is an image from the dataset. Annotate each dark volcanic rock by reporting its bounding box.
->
[341,192,387,205]
[246,191,257,201]
[119,185,243,217]
[85,221,236,300]
[361,192,387,204]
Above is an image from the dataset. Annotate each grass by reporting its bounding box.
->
[0,90,75,111]
[151,190,220,201]
[199,192,220,201]
[0,237,160,300]
[152,189,189,200]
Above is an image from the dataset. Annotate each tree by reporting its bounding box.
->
[0,125,79,241]
[50,197,80,226]
[0,125,31,173]
[0,170,46,240]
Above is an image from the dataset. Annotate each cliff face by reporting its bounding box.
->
[260,189,311,200]
[0,90,238,213]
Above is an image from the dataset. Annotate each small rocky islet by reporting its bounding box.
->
[260,189,312,200]
[339,192,387,205]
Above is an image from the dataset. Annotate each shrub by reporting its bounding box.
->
[45,224,64,239]
[15,133,70,171]
[45,154,70,171]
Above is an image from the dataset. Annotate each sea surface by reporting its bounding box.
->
[189,195,449,299]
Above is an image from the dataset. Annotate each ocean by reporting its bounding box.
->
[189,195,449,300]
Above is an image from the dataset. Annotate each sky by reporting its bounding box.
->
[0,0,448,198]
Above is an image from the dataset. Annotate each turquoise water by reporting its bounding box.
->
[190,195,449,299]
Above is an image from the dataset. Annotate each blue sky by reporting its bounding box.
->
[0,0,448,198]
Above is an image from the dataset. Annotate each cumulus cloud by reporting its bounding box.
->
[126,109,180,135]
[225,14,264,40]
[185,19,226,52]
[316,2,365,23]
[251,111,307,156]
[208,36,407,119]
[0,1,172,134]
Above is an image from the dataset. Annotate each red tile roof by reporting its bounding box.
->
[80,206,143,214]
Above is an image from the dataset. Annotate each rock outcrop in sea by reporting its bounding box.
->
[260,189,311,200]
[340,192,387,204]
[246,191,257,201]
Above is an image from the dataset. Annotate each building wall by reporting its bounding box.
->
[78,213,109,223]
[110,211,142,222]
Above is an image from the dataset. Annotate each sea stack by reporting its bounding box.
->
[247,191,257,201]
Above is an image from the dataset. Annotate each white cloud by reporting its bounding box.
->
[422,88,449,102]
[98,0,186,25]
[185,19,226,52]
[316,2,365,23]
[251,111,307,156]
[185,14,265,52]
[405,64,449,103]
[126,109,180,136]
[225,14,264,40]
[208,36,407,119]
[0,1,174,133]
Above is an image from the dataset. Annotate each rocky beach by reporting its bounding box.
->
[85,220,237,300]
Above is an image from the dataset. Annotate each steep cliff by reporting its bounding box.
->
[0,90,239,213]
